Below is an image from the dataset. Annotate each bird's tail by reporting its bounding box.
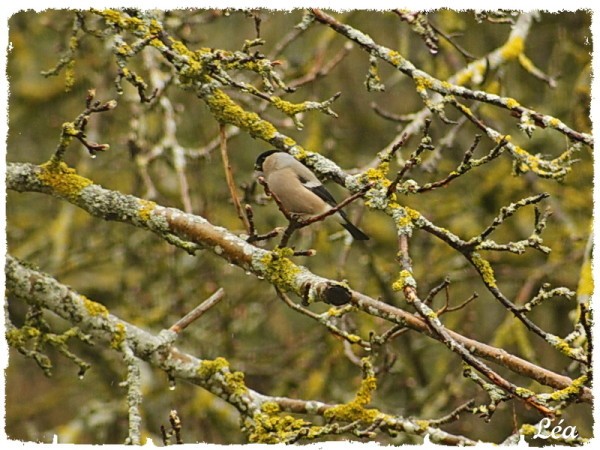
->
[341,219,369,240]
[340,210,369,241]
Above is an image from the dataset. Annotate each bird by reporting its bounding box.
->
[254,150,369,240]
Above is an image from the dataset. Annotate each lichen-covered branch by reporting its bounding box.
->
[6,161,590,403]
[311,9,592,180]
[6,254,481,445]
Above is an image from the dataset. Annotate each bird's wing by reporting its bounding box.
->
[298,175,338,207]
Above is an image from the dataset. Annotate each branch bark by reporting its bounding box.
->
[6,161,590,403]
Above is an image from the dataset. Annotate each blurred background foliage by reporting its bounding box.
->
[6,9,592,444]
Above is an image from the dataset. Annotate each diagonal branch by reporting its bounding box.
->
[6,161,591,402]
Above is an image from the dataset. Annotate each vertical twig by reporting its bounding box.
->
[122,345,143,445]
[219,124,251,233]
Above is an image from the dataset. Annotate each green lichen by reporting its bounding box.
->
[82,295,109,317]
[258,247,301,293]
[110,322,127,350]
[205,89,278,140]
[37,160,93,201]
[324,372,379,423]
[471,253,497,287]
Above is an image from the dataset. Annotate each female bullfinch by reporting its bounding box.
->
[254,150,369,240]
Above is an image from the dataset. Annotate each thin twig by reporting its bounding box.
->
[428,21,476,61]
[437,292,479,316]
[424,277,451,306]
[428,399,476,426]
[220,125,251,233]
[169,288,225,334]
[275,288,369,347]
[288,42,354,89]
[396,232,555,417]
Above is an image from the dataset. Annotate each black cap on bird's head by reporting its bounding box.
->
[254,149,282,171]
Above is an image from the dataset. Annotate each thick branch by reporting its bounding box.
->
[6,161,590,402]
[6,254,477,445]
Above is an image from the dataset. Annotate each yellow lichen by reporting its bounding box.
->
[548,117,561,127]
[205,89,278,140]
[6,326,41,347]
[387,49,404,66]
[471,253,497,287]
[82,295,109,317]
[271,96,307,116]
[37,160,93,201]
[64,60,76,92]
[414,75,434,94]
[515,387,535,398]
[361,162,391,189]
[511,146,539,173]
[414,420,430,432]
[548,375,587,401]
[404,207,421,221]
[138,199,157,222]
[394,208,414,228]
[198,356,230,379]
[392,269,414,292]
[346,334,362,344]
[260,402,281,414]
[283,136,300,149]
[247,411,315,444]
[324,373,379,423]
[517,53,536,72]
[94,9,147,33]
[552,339,577,358]
[520,424,538,435]
[505,98,520,109]
[577,259,593,297]
[224,370,249,397]
[500,36,524,60]
[259,248,302,293]
[110,322,127,350]
[454,60,486,86]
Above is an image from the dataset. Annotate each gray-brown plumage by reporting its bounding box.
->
[254,150,369,240]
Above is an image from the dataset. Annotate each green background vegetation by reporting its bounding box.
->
[6,9,592,444]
